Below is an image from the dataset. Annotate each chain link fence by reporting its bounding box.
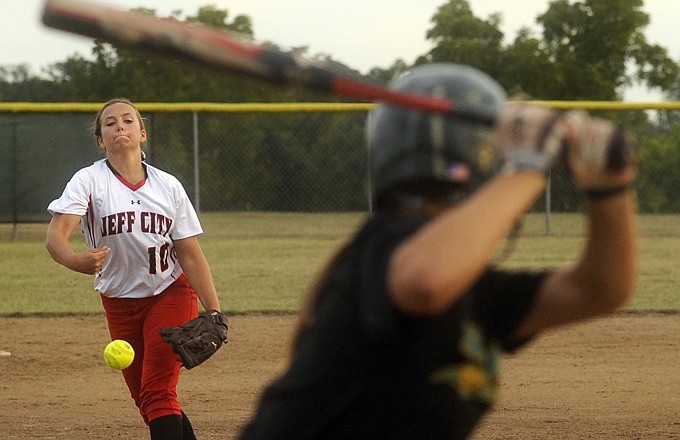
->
[0,103,372,223]
[1,103,679,226]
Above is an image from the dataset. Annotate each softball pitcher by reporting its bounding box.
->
[46,98,223,440]
[237,63,639,440]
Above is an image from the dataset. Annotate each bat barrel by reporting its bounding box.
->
[41,0,478,118]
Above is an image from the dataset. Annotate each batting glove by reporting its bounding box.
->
[496,101,566,176]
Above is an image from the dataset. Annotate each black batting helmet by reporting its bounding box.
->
[367,63,507,204]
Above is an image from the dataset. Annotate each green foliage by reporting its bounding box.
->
[367,59,409,83]
[2,2,680,214]
[0,5,369,214]
[534,0,672,99]
[423,0,679,101]
[636,123,680,212]
[142,111,368,212]
[2,1,678,103]
[421,0,504,77]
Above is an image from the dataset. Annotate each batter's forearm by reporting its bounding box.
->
[579,191,638,310]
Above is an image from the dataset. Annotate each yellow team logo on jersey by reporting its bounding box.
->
[429,320,500,404]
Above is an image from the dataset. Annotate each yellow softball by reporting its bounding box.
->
[103,339,135,370]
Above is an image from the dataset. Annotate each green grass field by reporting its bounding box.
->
[1,212,679,316]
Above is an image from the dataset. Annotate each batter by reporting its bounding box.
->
[237,63,638,440]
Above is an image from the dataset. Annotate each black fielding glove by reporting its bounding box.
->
[160,310,228,369]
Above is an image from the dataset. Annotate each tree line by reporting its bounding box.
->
[3,0,680,212]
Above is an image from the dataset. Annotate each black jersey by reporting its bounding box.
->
[239,212,547,440]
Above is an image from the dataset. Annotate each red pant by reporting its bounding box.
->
[101,274,198,424]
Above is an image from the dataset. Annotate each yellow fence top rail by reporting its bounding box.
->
[0,102,375,113]
[530,101,680,110]
[1,101,680,113]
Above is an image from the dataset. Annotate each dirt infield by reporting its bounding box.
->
[1,313,679,439]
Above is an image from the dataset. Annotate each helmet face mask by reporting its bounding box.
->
[367,63,507,206]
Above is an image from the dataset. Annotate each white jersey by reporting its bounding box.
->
[48,159,203,299]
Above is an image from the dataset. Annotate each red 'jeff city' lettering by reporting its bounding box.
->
[100,211,172,237]
[141,212,172,237]
[101,211,136,236]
